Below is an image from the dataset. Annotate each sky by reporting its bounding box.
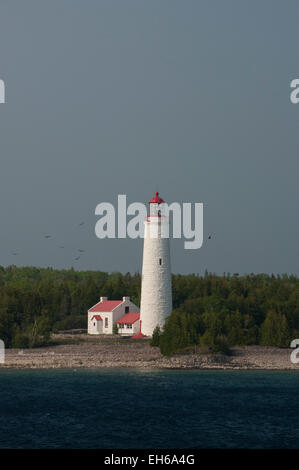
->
[0,0,299,275]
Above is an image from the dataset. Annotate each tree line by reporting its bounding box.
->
[154,271,298,355]
[0,266,298,353]
[0,266,140,348]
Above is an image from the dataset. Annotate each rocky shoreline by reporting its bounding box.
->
[1,334,298,370]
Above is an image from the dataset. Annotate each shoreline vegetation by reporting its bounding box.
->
[1,333,298,370]
[1,266,299,360]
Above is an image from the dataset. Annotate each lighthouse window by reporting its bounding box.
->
[159,258,162,266]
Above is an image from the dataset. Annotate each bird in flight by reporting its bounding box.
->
[59,246,65,249]
[78,249,85,253]
[11,252,18,256]
[44,235,51,239]
[78,222,84,226]
[74,256,80,261]
[208,235,212,240]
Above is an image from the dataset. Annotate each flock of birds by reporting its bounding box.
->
[11,221,86,261]
[10,224,213,261]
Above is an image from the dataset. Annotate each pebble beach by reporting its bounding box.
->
[1,334,298,370]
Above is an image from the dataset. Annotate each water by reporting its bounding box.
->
[0,369,298,448]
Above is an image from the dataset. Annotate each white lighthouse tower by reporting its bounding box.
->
[139,192,172,337]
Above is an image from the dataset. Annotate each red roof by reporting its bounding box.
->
[89,300,123,313]
[91,315,102,321]
[149,191,164,204]
[116,312,140,325]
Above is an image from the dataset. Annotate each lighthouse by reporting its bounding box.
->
[139,192,172,336]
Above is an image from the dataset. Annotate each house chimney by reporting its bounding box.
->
[123,296,130,302]
[100,297,107,302]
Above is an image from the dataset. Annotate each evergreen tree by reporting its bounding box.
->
[260,310,290,347]
[150,325,161,346]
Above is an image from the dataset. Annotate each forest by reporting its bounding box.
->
[0,266,298,354]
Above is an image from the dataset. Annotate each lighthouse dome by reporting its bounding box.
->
[149,192,164,204]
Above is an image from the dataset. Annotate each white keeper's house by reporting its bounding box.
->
[88,296,140,336]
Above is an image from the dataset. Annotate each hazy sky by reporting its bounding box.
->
[0,0,299,275]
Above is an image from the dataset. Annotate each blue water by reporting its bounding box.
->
[0,369,298,448]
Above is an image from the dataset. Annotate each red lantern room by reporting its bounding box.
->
[149,191,164,205]
[148,191,165,218]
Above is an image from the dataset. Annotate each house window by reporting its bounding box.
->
[105,318,108,328]
[159,258,162,265]
[125,306,129,313]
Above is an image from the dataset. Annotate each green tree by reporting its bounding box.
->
[12,329,30,348]
[260,310,290,347]
[150,325,161,346]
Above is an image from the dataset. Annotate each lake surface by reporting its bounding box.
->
[0,369,298,448]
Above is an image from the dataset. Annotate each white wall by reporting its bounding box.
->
[90,318,102,334]
[88,298,140,335]
[140,217,172,336]
[88,312,99,334]
[109,298,139,334]
[102,312,113,334]
[118,319,140,336]
[133,319,140,335]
